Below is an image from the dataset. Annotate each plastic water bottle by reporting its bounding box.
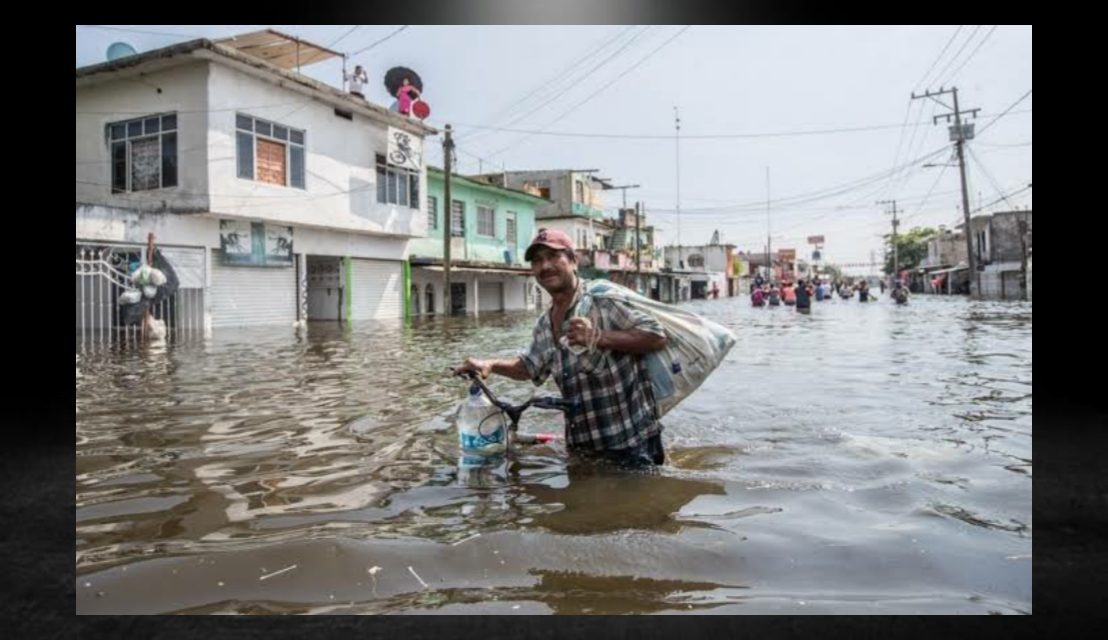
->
[457,383,506,457]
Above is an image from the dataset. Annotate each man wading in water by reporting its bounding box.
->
[454,229,669,467]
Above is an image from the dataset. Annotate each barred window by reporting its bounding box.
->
[477,205,495,237]
[376,153,419,208]
[107,112,177,193]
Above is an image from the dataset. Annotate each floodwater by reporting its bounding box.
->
[76,293,1031,614]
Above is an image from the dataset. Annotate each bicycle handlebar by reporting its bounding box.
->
[456,369,572,431]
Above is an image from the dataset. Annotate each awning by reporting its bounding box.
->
[215,30,342,69]
[927,266,969,275]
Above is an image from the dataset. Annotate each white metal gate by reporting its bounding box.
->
[75,243,206,349]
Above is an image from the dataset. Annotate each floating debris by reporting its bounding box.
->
[259,564,298,581]
[408,565,429,589]
[451,533,481,546]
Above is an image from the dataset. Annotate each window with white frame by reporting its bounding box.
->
[107,113,178,193]
[505,212,517,245]
[427,196,438,230]
[451,200,466,237]
[376,153,419,208]
[476,204,495,237]
[236,113,305,189]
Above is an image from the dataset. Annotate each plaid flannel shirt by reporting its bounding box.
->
[519,279,665,451]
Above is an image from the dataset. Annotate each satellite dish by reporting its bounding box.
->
[106,42,138,62]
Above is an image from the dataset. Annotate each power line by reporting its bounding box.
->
[489,26,640,120]
[349,25,409,56]
[887,100,936,199]
[646,145,949,214]
[647,186,968,217]
[976,140,1032,149]
[929,25,982,89]
[915,25,964,92]
[877,25,964,203]
[466,26,656,154]
[77,100,309,116]
[976,89,1032,137]
[972,182,1032,214]
[482,25,691,160]
[901,154,952,222]
[455,26,642,145]
[878,102,925,203]
[76,171,384,204]
[269,31,414,125]
[448,109,1030,140]
[76,105,1031,142]
[328,25,361,48]
[457,119,915,139]
[965,144,1017,211]
[77,143,214,165]
[78,25,211,39]
[940,25,999,86]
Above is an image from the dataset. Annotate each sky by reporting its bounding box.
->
[76,25,1032,274]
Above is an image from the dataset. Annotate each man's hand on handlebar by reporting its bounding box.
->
[453,357,492,380]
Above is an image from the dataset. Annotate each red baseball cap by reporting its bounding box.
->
[524,228,575,261]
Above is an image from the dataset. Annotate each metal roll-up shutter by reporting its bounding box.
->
[210,249,296,327]
[350,258,403,320]
[478,281,503,312]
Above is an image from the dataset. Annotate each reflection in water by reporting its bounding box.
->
[360,571,745,615]
[521,460,727,535]
[76,297,1031,614]
[521,570,744,614]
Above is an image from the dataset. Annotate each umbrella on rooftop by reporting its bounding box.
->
[384,66,423,97]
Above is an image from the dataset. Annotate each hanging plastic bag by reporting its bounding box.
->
[118,289,142,305]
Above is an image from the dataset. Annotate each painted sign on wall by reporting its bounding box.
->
[220,220,293,267]
[387,126,423,172]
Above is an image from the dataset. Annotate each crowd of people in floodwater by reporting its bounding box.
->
[749,273,910,310]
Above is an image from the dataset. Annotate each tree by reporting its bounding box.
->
[883,226,937,275]
[821,264,843,283]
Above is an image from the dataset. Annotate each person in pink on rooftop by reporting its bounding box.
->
[397,77,421,115]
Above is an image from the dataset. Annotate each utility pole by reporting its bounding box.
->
[877,199,899,282]
[674,106,681,248]
[1019,209,1030,301]
[912,86,980,298]
[443,124,454,315]
[611,183,640,210]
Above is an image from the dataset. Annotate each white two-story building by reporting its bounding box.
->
[76,31,436,340]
